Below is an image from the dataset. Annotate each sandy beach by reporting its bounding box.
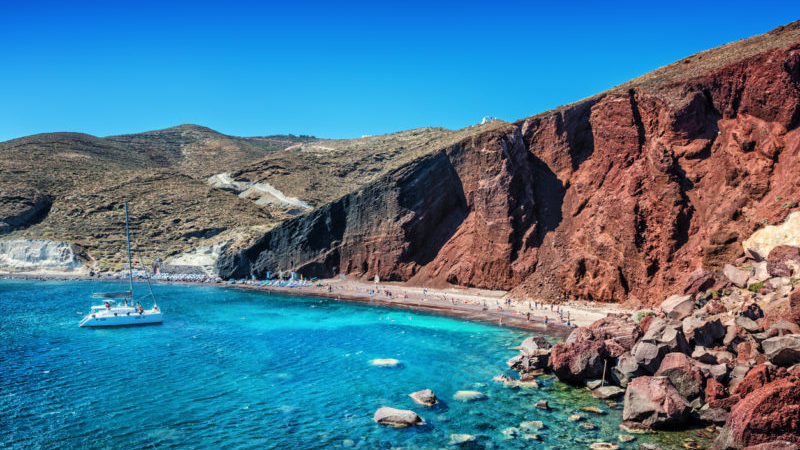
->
[1,272,629,336]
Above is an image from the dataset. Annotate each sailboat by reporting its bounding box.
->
[79,202,163,327]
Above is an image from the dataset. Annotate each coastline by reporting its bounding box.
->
[0,272,627,337]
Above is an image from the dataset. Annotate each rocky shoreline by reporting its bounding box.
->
[503,246,800,449]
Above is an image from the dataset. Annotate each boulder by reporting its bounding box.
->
[631,341,668,374]
[548,340,608,384]
[612,352,643,387]
[642,318,691,354]
[762,335,800,366]
[683,269,715,295]
[373,407,422,427]
[705,299,728,315]
[520,335,551,355]
[684,315,726,347]
[409,389,437,407]
[693,346,735,365]
[766,245,800,278]
[766,321,800,338]
[654,352,705,400]
[705,378,728,402]
[742,302,765,321]
[585,314,644,350]
[724,264,753,288]
[735,315,761,333]
[622,376,691,429]
[791,290,800,326]
[749,261,772,285]
[453,390,486,402]
[660,294,696,320]
[732,365,788,399]
[593,386,626,399]
[700,406,730,424]
[714,379,800,449]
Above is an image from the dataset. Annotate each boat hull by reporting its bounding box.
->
[79,311,162,327]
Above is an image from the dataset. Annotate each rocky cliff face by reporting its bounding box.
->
[221,22,800,306]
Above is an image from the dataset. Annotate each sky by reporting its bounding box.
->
[0,1,797,141]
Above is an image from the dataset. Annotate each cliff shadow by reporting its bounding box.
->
[397,151,468,268]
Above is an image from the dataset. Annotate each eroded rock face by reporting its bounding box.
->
[622,376,691,429]
[0,188,51,234]
[218,25,800,306]
[714,379,800,449]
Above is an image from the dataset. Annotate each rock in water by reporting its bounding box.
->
[409,389,437,407]
[535,400,550,410]
[593,386,625,399]
[548,340,608,384]
[714,378,800,449]
[453,390,486,402]
[372,407,422,427]
[622,376,691,429]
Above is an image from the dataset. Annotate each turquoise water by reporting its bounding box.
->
[1,280,701,449]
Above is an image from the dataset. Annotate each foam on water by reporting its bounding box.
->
[0,279,711,449]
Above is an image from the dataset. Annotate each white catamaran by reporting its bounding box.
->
[79,202,163,327]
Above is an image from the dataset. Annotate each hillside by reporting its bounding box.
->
[218,20,800,306]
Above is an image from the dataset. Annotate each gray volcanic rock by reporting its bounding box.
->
[683,315,725,347]
[593,386,626,399]
[631,341,668,374]
[612,352,644,387]
[373,407,422,427]
[661,294,696,320]
[622,376,691,429]
[762,335,800,366]
[520,336,551,355]
[654,352,704,400]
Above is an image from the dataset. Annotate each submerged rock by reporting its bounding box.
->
[369,358,401,367]
[373,407,422,427]
[448,433,477,445]
[453,390,486,402]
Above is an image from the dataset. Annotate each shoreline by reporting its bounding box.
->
[0,272,628,337]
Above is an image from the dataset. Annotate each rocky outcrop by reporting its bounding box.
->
[548,340,608,385]
[714,379,800,449]
[0,239,83,273]
[766,246,800,277]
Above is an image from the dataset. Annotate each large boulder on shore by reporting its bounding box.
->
[761,335,800,366]
[654,352,705,401]
[373,407,422,427]
[631,341,669,374]
[660,294,696,320]
[683,315,726,347]
[713,378,800,449]
[612,352,644,387]
[622,376,691,430]
[520,336,551,354]
[642,318,691,354]
[548,340,608,385]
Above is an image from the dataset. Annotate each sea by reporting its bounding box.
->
[0,279,710,449]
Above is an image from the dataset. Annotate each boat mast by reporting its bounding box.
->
[125,201,134,296]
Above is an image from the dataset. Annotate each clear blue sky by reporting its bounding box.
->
[0,1,797,141]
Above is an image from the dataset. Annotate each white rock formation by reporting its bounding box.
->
[0,239,84,273]
[743,211,800,258]
[207,173,312,213]
[164,240,229,275]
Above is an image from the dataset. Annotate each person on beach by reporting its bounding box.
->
[544,316,548,324]
[526,312,530,321]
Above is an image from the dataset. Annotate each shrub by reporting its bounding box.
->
[747,281,765,293]
[632,309,655,324]
[706,288,720,299]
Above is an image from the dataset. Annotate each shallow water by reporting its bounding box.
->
[0,279,711,449]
